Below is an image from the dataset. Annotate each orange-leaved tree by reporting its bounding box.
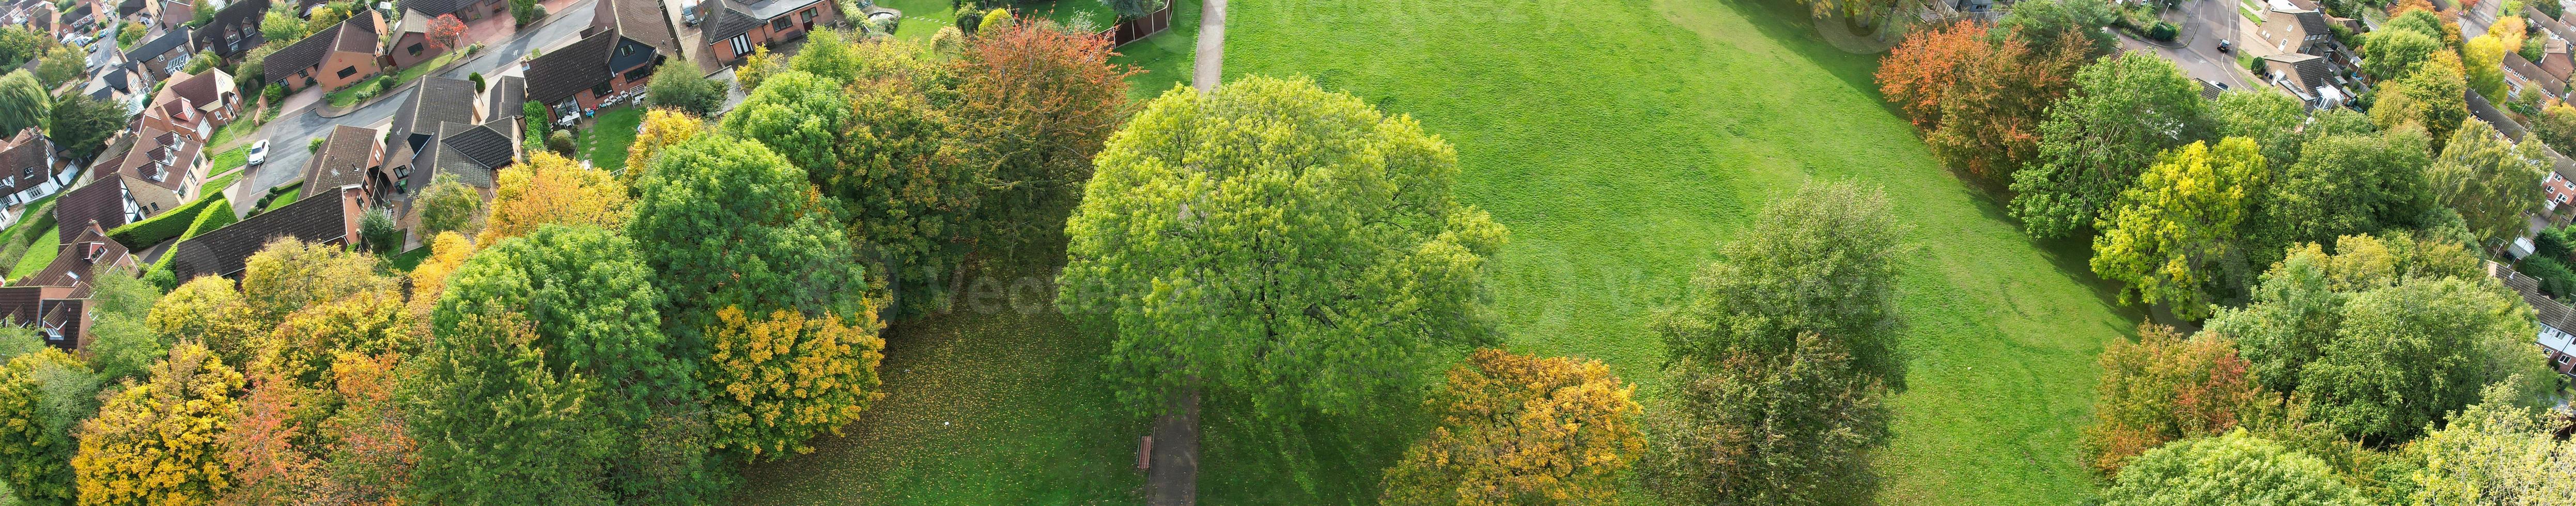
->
[2079,324,2273,476]
[1380,349,1646,505]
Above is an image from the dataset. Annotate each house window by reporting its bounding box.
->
[801,7,816,20]
[407,42,423,56]
[18,168,28,179]
[771,17,792,30]
[336,66,358,78]
[619,44,634,56]
[729,35,751,56]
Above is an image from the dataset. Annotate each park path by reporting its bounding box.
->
[1143,4,1224,504]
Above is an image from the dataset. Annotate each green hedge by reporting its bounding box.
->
[149,199,236,272]
[105,196,226,249]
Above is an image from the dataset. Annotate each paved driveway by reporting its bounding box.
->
[236,0,602,217]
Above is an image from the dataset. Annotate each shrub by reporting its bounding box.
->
[978,8,1012,34]
[468,72,485,91]
[359,207,398,254]
[2147,22,2179,41]
[104,197,225,249]
[546,130,575,155]
[308,137,324,152]
[2522,256,2576,299]
[956,6,984,35]
[262,83,285,106]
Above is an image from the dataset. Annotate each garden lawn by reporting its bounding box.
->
[1219,0,2139,502]
[879,0,956,41]
[262,186,302,212]
[1106,0,1200,100]
[328,52,461,107]
[7,224,58,280]
[211,146,248,176]
[582,107,645,170]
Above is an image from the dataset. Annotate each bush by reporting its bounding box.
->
[308,137,324,152]
[262,83,286,106]
[956,5,984,35]
[359,207,398,254]
[469,72,485,92]
[2540,226,2574,259]
[104,197,226,249]
[546,130,576,155]
[2147,22,2179,41]
[2523,256,2576,299]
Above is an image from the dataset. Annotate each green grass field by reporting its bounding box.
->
[1105,0,1200,100]
[582,107,646,170]
[743,0,2136,502]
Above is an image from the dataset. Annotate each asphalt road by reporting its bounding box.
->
[2120,0,2257,92]
[236,0,601,210]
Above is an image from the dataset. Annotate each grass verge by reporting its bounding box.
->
[328,52,462,107]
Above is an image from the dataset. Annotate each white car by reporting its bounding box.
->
[246,140,269,166]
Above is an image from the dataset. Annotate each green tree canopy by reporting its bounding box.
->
[2207,234,2484,394]
[2369,54,2469,145]
[415,172,485,239]
[643,61,723,116]
[1057,75,1507,417]
[2091,138,2267,319]
[1654,180,1910,386]
[2243,126,2435,270]
[2428,119,2548,249]
[0,347,99,506]
[2361,28,2444,81]
[626,136,875,344]
[45,92,125,160]
[0,70,48,138]
[2295,276,2548,443]
[2407,382,2576,504]
[399,310,611,505]
[1638,333,1891,505]
[823,77,981,317]
[1994,0,2118,57]
[2011,52,2211,239]
[2098,431,2371,506]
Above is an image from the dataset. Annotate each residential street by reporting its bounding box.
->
[2119,0,2258,92]
[233,0,601,211]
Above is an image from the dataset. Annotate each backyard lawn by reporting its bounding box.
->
[746,0,2133,502]
[582,107,646,170]
[879,0,956,41]
[1105,0,1200,100]
[328,52,462,107]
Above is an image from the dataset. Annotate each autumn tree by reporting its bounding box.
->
[399,310,611,505]
[2098,431,2370,506]
[2090,137,2267,320]
[621,109,703,186]
[2011,52,2211,239]
[2408,382,2576,504]
[481,151,630,245]
[149,276,267,367]
[2536,103,2576,152]
[2463,35,2510,99]
[1879,23,2086,179]
[1379,350,1644,506]
[216,370,323,506]
[237,238,397,324]
[425,14,465,52]
[2428,119,2548,249]
[0,348,101,505]
[1059,76,1504,419]
[253,289,408,386]
[827,78,981,315]
[72,344,244,506]
[953,19,1138,248]
[303,353,415,504]
[1876,21,1984,129]
[626,136,876,350]
[2078,324,2271,475]
[701,307,885,460]
[1638,333,1891,505]
[415,173,485,240]
[1655,181,1909,386]
[2369,52,2468,145]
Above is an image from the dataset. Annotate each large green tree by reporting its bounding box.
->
[643,61,723,116]
[1056,75,1506,417]
[0,347,100,506]
[2206,234,2484,394]
[2427,119,2548,249]
[1638,333,1891,505]
[2243,126,2434,270]
[722,70,849,175]
[2010,52,2210,239]
[1654,180,1909,386]
[2090,138,2267,320]
[0,70,47,138]
[626,136,876,345]
[399,310,611,506]
[828,78,980,316]
[1993,0,2117,57]
[46,92,126,160]
[2408,383,2576,504]
[2370,54,2470,146]
[2360,28,2444,82]
[2295,277,2548,443]
[2098,431,2371,506]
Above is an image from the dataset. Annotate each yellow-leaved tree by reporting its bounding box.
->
[2090,137,2267,320]
[73,343,244,506]
[254,289,410,386]
[148,276,267,367]
[1380,349,1646,505]
[702,306,886,459]
[483,151,632,245]
[622,108,704,186]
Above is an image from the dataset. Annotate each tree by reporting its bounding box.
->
[254,289,408,387]
[301,3,348,37]
[644,62,722,116]
[2078,324,2271,475]
[216,370,324,506]
[115,21,144,48]
[191,0,214,26]
[522,102,550,154]
[417,225,687,503]
[2296,277,2547,443]
[1058,75,1505,417]
[1654,181,1909,385]
[400,310,611,505]
[2243,128,2435,269]
[2370,52,2469,146]
[0,28,44,70]
[734,45,778,93]
[1876,21,1983,130]
[238,238,396,324]
[2464,35,2510,99]
[482,152,629,244]
[2207,234,2484,392]
[2534,103,2576,153]
[416,173,484,239]
[72,344,245,506]
[239,44,273,88]
[954,19,1138,248]
[626,136,875,348]
[1638,333,1891,506]
[303,353,416,504]
[1378,350,1644,506]
[826,78,981,316]
[262,4,308,45]
[621,109,701,185]
[2430,119,2547,249]
[2408,382,2576,504]
[1791,0,1904,27]
[83,266,165,383]
[148,276,266,368]
[507,0,538,25]
[426,14,465,52]
[722,70,849,175]
[2208,90,2309,167]
[34,46,82,87]
[2090,138,2267,319]
[2010,52,2210,239]
[0,70,47,137]
[1993,0,2118,57]
[1877,23,2085,179]
[0,348,101,506]
[2098,431,2370,506]
[47,92,125,160]
[701,306,884,460]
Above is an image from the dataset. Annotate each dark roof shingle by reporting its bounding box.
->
[522,31,617,104]
[303,125,377,191]
[168,187,352,281]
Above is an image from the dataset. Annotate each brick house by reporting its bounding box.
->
[2486,261,2576,380]
[0,128,78,209]
[383,8,456,70]
[104,127,208,204]
[0,220,135,350]
[166,185,367,281]
[191,0,267,59]
[125,25,194,82]
[303,124,381,192]
[261,9,386,92]
[397,0,508,22]
[700,0,837,63]
[371,76,515,204]
[523,0,677,115]
[135,70,239,145]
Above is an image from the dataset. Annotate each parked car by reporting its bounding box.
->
[2216,39,2232,53]
[682,1,701,25]
[247,140,269,166]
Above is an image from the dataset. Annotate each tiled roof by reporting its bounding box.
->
[386,75,478,168]
[602,0,678,55]
[18,221,129,289]
[0,287,39,328]
[486,75,525,119]
[393,7,428,35]
[126,25,190,61]
[118,175,181,219]
[523,31,617,104]
[166,69,233,109]
[2492,261,2576,334]
[191,0,268,56]
[261,10,379,81]
[396,0,470,17]
[168,187,351,281]
[51,179,130,244]
[702,0,767,42]
[440,122,514,174]
[2265,53,2331,91]
[303,125,377,190]
[0,129,57,197]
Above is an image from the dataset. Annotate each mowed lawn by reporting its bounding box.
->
[1222,0,2139,503]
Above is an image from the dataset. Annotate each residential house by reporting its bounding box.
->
[700,0,834,63]
[303,124,380,191]
[0,128,77,209]
[0,221,136,350]
[485,74,524,121]
[124,25,192,82]
[2262,53,2349,109]
[51,174,179,240]
[191,0,269,59]
[165,184,367,281]
[80,53,148,115]
[371,76,515,204]
[2261,4,2331,55]
[143,0,188,30]
[2485,261,2576,380]
[60,1,97,33]
[2545,38,2574,85]
[2506,53,2568,102]
[136,70,240,143]
[523,0,677,115]
[104,127,208,204]
[263,9,387,92]
[8,1,58,36]
[397,0,508,22]
[383,8,455,70]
